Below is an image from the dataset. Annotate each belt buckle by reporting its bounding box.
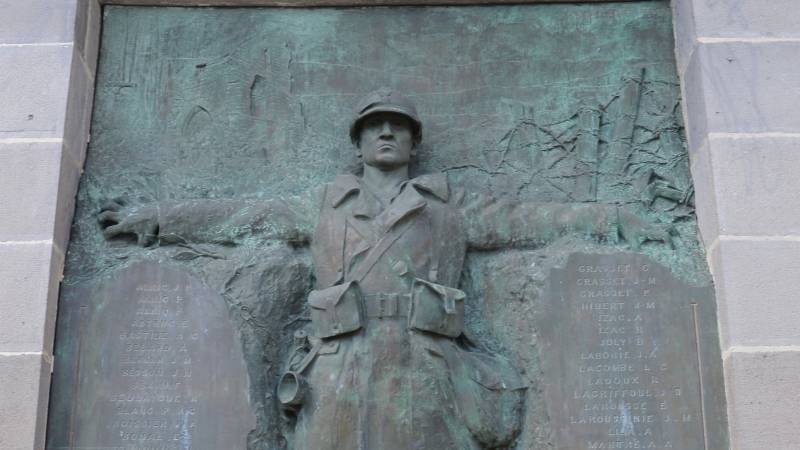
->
[377,293,398,319]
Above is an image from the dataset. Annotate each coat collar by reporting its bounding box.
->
[408,173,449,202]
[329,174,361,208]
[329,172,449,209]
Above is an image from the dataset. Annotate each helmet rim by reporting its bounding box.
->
[349,89,422,144]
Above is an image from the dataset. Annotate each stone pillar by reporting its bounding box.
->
[672,1,800,448]
[0,1,99,448]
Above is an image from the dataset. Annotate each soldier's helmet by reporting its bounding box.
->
[349,88,422,145]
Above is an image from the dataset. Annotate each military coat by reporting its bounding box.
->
[158,172,619,450]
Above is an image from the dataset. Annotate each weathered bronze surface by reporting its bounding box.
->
[538,253,727,450]
[100,88,667,449]
[47,3,727,450]
[46,262,255,449]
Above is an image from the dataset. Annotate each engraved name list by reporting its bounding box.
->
[538,253,713,450]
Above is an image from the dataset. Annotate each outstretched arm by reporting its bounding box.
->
[457,191,672,251]
[99,188,321,247]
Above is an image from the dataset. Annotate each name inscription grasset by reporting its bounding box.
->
[541,254,710,450]
[571,263,691,448]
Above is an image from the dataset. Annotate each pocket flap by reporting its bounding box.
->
[414,279,465,315]
[308,281,357,310]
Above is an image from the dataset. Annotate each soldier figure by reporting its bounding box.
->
[100,88,670,449]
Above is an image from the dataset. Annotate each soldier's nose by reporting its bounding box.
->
[379,121,394,138]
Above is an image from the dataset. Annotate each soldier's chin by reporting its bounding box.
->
[367,156,408,170]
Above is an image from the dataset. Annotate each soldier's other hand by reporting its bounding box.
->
[98,198,159,247]
[618,211,674,250]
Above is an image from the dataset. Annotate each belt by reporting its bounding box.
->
[363,292,412,319]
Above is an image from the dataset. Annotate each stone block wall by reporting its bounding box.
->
[0,0,798,448]
[0,1,99,449]
[672,0,800,448]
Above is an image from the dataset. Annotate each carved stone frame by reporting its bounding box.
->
[3,1,751,448]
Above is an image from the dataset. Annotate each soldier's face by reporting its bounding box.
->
[358,112,415,170]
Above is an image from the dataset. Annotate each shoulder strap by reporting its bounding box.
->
[346,218,415,283]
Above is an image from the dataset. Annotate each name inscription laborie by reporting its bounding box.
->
[538,253,725,450]
[46,262,255,450]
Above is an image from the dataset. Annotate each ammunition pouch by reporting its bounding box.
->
[308,281,363,339]
[409,278,465,338]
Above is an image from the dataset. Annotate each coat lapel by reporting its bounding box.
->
[379,184,427,232]
[346,217,376,259]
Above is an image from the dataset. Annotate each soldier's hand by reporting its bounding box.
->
[98,198,159,247]
[618,211,674,250]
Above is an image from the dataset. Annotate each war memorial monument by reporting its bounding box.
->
[34,2,732,449]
